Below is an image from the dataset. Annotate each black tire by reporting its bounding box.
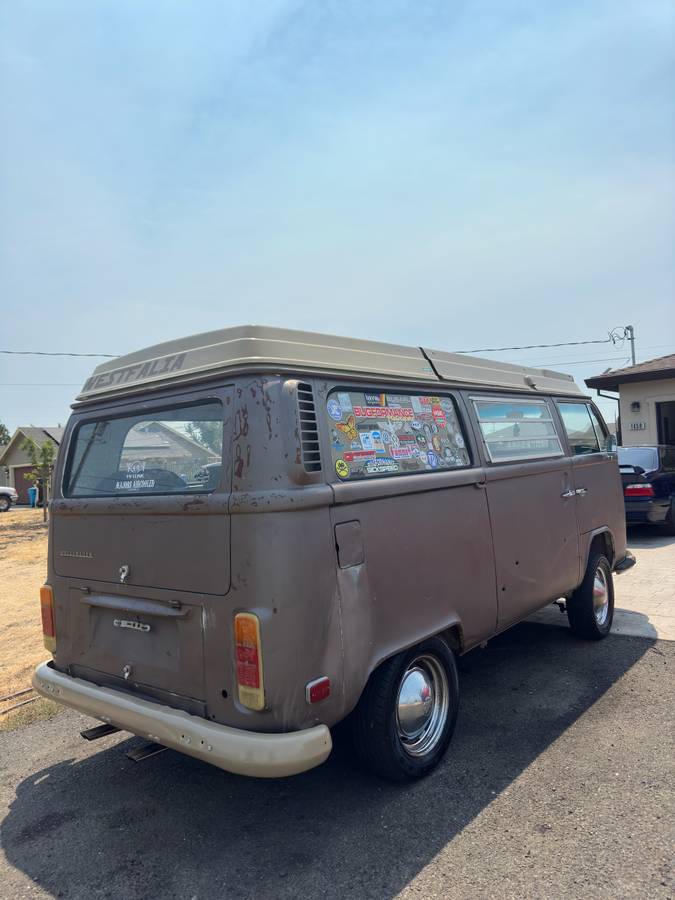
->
[0,496,11,513]
[567,551,614,640]
[351,636,459,782]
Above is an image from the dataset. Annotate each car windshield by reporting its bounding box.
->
[617,446,659,473]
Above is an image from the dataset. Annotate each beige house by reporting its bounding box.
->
[586,354,675,447]
[0,427,65,502]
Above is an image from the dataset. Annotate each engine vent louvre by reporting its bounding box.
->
[297,382,322,473]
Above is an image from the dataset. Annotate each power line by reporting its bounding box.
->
[453,326,634,356]
[525,356,631,368]
[453,337,614,354]
[0,350,118,358]
[0,383,81,386]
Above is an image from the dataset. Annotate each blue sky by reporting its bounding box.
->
[1,0,673,430]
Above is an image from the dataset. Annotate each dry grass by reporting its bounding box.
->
[0,508,50,698]
[0,698,60,732]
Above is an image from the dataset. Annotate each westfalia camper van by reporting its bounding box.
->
[33,326,635,781]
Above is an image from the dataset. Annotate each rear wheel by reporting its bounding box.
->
[567,551,614,640]
[0,496,11,512]
[351,636,459,781]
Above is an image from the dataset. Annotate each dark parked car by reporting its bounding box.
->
[618,445,675,533]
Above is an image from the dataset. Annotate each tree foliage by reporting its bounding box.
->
[21,437,56,522]
[185,421,223,455]
[0,423,10,446]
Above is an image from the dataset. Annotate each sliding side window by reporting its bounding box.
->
[473,397,564,463]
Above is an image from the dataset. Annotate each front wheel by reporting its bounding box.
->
[351,636,459,781]
[0,496,11,512]
[567,551,614,640]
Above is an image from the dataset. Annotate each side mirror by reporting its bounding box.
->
[605,433,618,452]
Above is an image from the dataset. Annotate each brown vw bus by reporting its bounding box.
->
[33,325,635,781]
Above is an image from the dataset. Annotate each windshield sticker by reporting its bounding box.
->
[326,390,470,480]
[337,392,353,411]
[365,458,399,474]
[364,392,387,406]
[327,398,343,421]
[115,459,156,491]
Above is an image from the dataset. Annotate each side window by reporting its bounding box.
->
[588,405,609,448]
[472,397,564,462]
[557,403,601,455]
[326,389,470,480]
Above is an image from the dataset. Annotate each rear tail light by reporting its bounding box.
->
[234,613,265,711]
[624,483,654,498]
[40,584,56,652]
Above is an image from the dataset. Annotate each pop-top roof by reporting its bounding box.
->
[75,324,583,403]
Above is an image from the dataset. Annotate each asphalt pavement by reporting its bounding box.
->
[1,620,673,900]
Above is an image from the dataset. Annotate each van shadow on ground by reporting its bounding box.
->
[2,621,655,900]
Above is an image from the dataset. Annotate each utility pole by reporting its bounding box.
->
[625,325,636,366]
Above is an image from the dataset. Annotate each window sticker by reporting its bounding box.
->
[327,398,343,421]
[327,389,470,480]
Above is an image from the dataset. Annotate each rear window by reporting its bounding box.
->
[327,390,470,480]
[473,397,563,462]
[617,446,659,473]
[64,400,223,497]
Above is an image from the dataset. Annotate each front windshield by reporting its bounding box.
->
[64,400,223,497]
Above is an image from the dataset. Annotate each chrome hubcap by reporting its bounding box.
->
[396,654,449,757]
[593,566,609,626]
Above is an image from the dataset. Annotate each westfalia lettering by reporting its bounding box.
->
[83,353,187,392]
[353,406,414,419]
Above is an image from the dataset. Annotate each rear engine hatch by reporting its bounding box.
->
[69,589,206,702]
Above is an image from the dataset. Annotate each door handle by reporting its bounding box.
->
[575,487,587,496]
[561,489,575,499]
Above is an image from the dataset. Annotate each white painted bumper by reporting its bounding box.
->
[32,662,332,778]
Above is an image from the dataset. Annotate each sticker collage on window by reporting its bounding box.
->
[327,391,470,480]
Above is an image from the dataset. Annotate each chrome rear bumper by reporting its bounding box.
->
[33,662,332,778]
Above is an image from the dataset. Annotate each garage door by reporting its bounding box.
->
[12,466,34,504]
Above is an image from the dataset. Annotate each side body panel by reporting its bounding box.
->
[570,453,626,564]
[555,401,627,568]
[461,393,580,626]
[482,459,580,625]
[315,380,498,716]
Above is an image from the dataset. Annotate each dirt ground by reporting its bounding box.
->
[0,508,49,698]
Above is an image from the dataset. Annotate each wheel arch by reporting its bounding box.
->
[582,528,616,572]
[343,618,465,721]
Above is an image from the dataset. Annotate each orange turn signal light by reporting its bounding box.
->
[40,584,56,652]
[234,613,265,711]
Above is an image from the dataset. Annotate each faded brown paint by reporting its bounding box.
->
[39,327,628,774]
